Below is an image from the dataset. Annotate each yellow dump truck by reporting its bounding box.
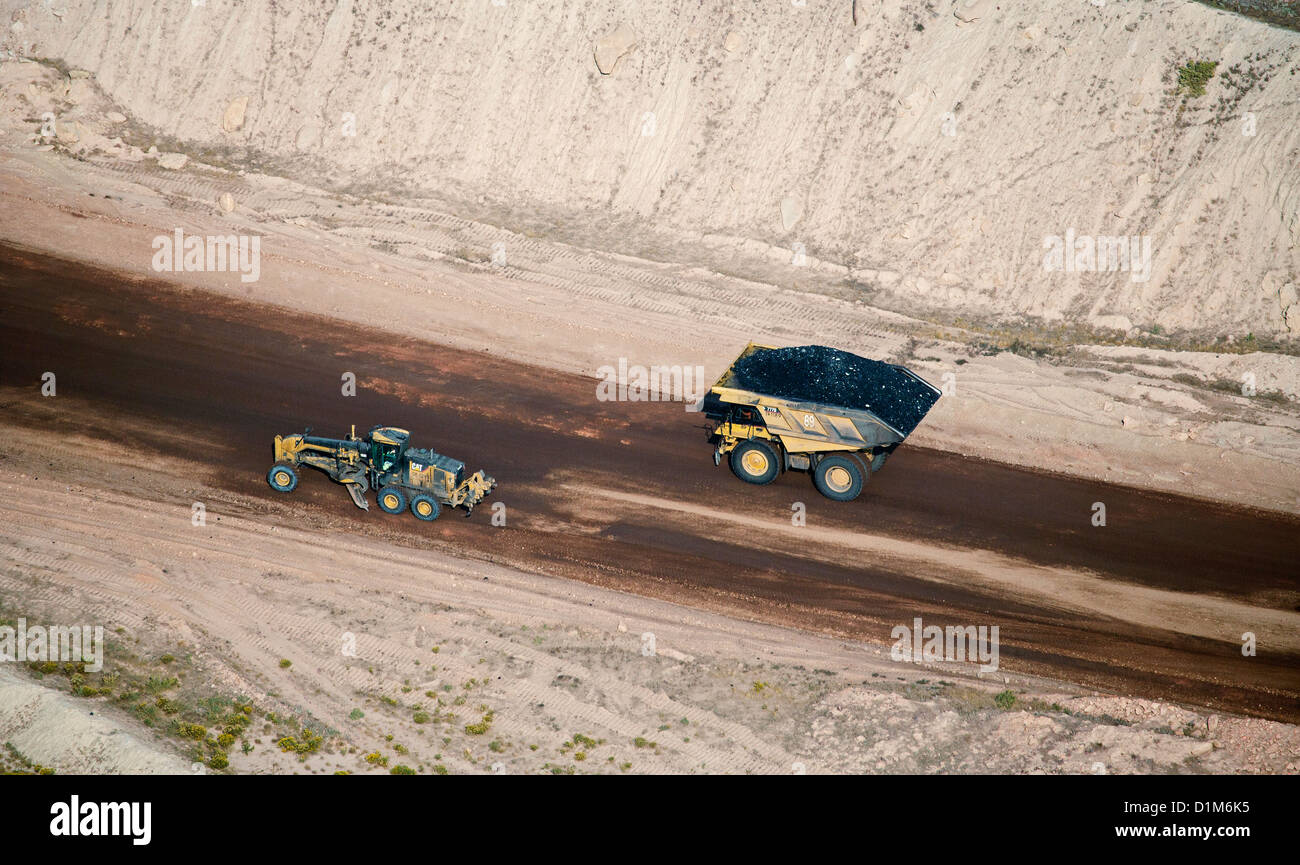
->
[703,344,941,501]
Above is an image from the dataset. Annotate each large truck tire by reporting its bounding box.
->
[813,454,864,502]
[729,440,780,485]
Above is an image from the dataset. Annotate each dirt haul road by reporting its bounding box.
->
[2,243,1298,722]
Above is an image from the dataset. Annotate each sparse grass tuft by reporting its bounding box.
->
[464,711,494,735]
[1176,60,1218,97]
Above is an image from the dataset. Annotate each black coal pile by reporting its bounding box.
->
[730,345,940,436]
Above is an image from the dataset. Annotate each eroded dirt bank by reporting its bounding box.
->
[4,0,1298,337]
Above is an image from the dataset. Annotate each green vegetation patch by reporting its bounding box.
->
[1176,60,1218,97]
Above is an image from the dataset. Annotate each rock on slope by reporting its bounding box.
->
[3,0,1298,336]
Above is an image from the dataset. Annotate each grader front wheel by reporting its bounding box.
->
[267,464,299,492]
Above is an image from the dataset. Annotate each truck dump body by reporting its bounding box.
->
[708,344,941,442]
[725,345,941,437]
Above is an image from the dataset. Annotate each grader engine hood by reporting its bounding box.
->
[406,448,464,486]
[406,447,496,511]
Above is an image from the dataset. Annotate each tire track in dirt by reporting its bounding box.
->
[2,479,813,773]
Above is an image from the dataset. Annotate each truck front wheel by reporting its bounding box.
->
[729,440,780,485]
[814,455,864,502]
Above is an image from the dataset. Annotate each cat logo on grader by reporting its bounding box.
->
[267,425,495,520]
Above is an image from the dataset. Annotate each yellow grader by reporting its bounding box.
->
[267,425,495,520]
[703,344,941,502]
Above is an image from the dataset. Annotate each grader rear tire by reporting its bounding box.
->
[377,485,406,515]
[410,494,441,522]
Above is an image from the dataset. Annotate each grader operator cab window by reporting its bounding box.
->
[376,444,398,472]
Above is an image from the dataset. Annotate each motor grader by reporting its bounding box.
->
[266,425,496,520]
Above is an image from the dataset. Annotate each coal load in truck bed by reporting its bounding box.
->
[730,345,940,436]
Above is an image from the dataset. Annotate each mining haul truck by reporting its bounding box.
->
[703,343,941,502]
[267,425,496,520]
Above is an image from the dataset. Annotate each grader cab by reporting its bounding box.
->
[267,425,495,520]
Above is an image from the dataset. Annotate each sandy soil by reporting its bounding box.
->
[2,430,1296,774]
[0,668,187,774]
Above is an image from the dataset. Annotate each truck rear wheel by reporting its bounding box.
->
[814,454,864,502]
[410,494,441,521]
[729,440,780,485]
[377,485,406,514]
[267,464,298,492]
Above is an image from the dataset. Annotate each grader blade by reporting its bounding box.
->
[346,484,369,510]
